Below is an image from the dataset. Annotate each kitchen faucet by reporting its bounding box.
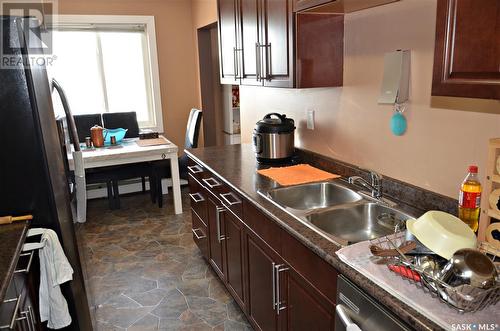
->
[348,171,383,199]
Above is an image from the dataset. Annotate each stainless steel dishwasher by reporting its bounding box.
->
[335,275,412,331]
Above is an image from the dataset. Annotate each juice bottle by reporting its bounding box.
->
[458,165,482,232]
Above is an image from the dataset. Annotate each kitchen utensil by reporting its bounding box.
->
[388,265,421,282]
[104,128,127,145]
[438,248,498,289]
[370,241,416,257]
[253,113,295,164]
[90,124,105,147]
[406,211,477,259]
[485,223,500,252]
[0,214,33,225]
[404,231,434,255]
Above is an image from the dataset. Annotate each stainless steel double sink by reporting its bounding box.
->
[260,180,414,246]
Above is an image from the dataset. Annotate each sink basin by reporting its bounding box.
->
[306,203,413,244]
[267,181,363,210]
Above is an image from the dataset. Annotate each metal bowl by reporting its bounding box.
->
[438,248,498,289]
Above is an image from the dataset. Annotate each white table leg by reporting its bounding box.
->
[170,155,183,214]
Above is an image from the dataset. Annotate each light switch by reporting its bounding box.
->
[307,110,315,130]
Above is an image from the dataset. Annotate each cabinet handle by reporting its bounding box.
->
[275,264,289,315]
[191,228,206,240]
[187,165,203,174]
[0,294,22,330]
[233,47,239,80]
[216,206,226,242]
[220,192,241,207]
[271,262,276,310]
[14,250,35,274]
[202,177,222,189]
[255,43,261,81]
[28,306,36,331]
[19,309,32,331]
[265,43,271,80]
[189,192,205,203]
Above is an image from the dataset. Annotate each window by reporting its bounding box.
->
[48,16,163,131]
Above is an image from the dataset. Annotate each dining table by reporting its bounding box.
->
[67,136,182,223]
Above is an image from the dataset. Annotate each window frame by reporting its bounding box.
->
[49,15,164,132]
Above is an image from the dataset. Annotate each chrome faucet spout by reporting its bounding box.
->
[348,171,383,199]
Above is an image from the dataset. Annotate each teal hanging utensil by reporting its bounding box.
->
[390,103,407,136]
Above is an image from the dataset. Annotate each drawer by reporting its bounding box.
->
[243,201,281,254]
[191,210,209,259]
[0,280,21,330]
[199,175,243,220]
[188,174,208,222]
[187,158,208,182]
[281,230,338,304]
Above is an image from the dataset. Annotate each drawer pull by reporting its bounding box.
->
[0,294,22,330]
[187,165,203,174]
[189,193,205,203]
[202,177,222,189]
[220,192,241,207]
[216,206,226,242]
[14,250,35,274]
[275,264,289,315]
[192,228,207,240]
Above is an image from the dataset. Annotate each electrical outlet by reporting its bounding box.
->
[307,110,315,130]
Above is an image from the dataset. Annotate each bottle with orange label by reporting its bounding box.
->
[458,165,482,232]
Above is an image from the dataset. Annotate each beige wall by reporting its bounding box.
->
[58,0,199,149]
[240,0,500,198]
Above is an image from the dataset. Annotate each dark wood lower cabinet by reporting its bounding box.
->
[284,268,335,330]
[223,210,245,306]
[246,234,282,331]
[188,157,339,331]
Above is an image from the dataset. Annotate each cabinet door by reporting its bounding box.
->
[282,268,335,331]
[207,196,225,277]
[223,211,246,306]
[262,0,294,87]
[218,0,241,84]
[240,0,263,85]
[432,0,500,99]
[246,233,281,331]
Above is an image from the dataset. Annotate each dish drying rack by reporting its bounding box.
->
[370,232,500,313]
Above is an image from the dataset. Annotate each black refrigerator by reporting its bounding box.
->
[0,16,93,330]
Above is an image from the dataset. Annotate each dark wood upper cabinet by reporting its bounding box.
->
[261,0,294,87]
[218,0,342,88]
[432,0,500,99]
[218,0,241,84]
[296,13,343,88]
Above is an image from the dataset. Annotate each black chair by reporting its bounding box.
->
[100,111,152,207]
[102,112,140,138]
[73,114,102,143]
[151,108,203,207]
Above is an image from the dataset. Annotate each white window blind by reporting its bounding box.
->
[48,21,160,129]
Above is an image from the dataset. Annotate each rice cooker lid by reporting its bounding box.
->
[255,113,295,134]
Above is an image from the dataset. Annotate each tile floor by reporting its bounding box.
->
[77,187,253,331]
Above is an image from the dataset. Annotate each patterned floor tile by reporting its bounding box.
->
[78,188,252,330]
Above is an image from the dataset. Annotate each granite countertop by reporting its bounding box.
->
[0,221,29,302]
[185,144,443,331]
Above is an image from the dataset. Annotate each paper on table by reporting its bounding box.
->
[336,237,500,330]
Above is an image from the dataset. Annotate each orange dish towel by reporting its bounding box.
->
[257,164,340,186]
